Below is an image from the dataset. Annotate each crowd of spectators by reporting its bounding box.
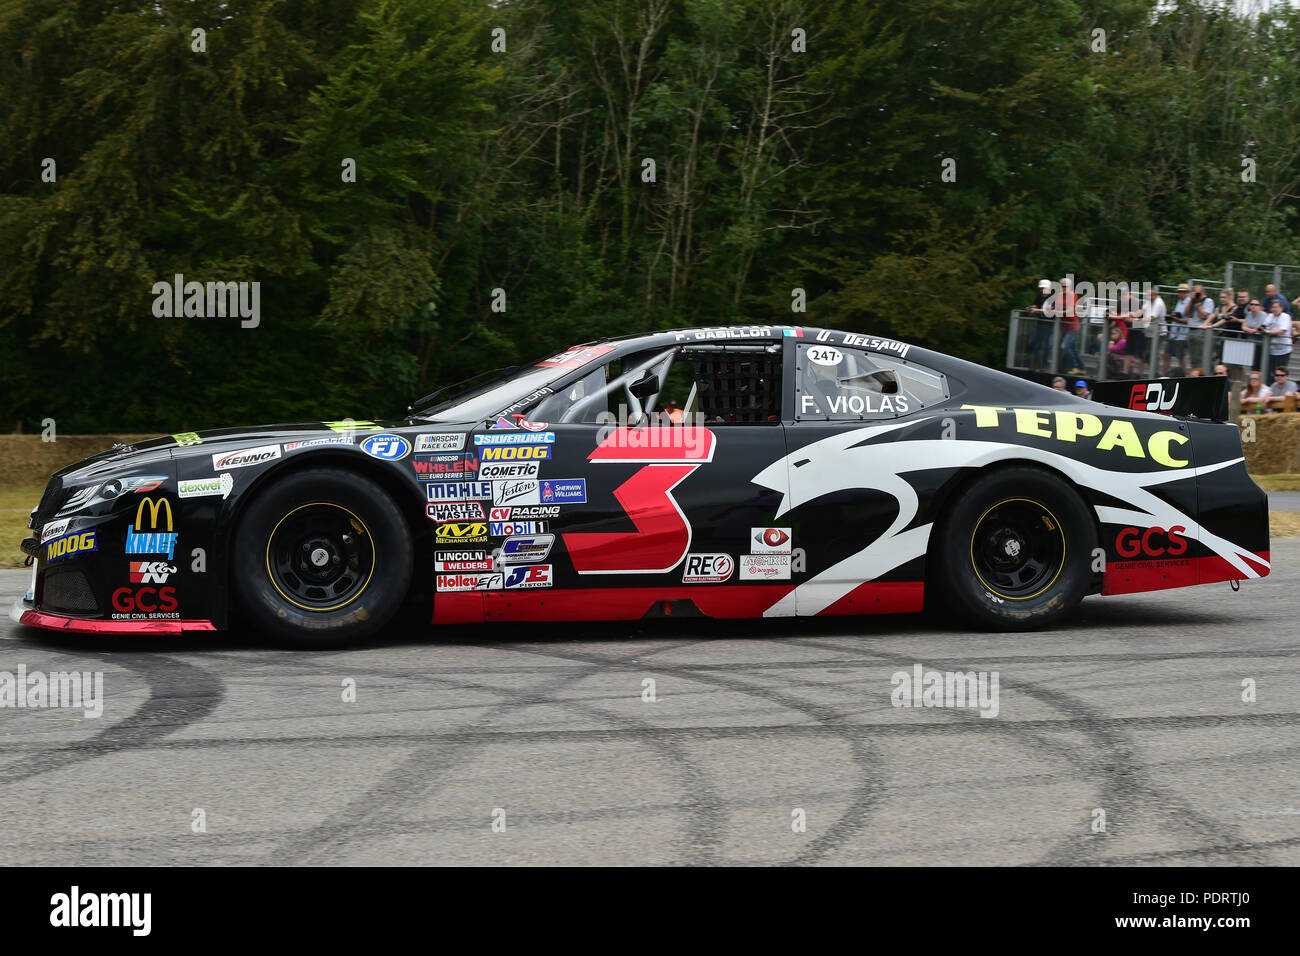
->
[1026,277,1300,411]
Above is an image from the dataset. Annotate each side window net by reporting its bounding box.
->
[686,346,782,424]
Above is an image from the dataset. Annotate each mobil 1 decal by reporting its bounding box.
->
[561,427,715,574]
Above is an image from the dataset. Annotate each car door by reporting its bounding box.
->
[480,342,796,621]
[774,337,951,617]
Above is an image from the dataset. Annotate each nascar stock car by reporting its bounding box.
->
[13,325,1269,646]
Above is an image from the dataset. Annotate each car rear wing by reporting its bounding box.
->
[1090,376,1230,422]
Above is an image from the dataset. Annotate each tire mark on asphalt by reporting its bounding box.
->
[499,639,886,866]
[0,651,225,785]
[791,637,1269,865]
[269,639,726,865]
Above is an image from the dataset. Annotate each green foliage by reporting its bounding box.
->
[2,0,1300,431]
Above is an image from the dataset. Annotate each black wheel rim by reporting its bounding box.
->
[969,497,1065,600]
[266,502,375,611]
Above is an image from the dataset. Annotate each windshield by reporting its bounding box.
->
[416,364,565,422]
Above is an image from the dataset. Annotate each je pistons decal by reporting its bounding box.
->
[504,564,553,588]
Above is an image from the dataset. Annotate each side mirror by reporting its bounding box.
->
[629,372,660,400]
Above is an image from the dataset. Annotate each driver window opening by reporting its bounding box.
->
[528,343,783,425]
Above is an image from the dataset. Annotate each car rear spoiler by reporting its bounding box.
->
[1090,376,1230,422]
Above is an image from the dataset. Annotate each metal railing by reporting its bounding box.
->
[1006,310,1280,381]
[1225,261,1300,301]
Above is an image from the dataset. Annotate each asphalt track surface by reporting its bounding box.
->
[1,547,1297,867]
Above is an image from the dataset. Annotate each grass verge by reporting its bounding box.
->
[0,486,41,569]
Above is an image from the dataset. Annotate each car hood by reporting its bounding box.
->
[52,418,483,483]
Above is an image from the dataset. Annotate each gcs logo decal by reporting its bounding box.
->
[1115,525,1188,558]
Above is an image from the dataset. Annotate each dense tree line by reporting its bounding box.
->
[2,0,1299,432]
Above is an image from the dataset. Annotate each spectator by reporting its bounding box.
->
[1243,297,1268,334]
[1059,277,1085,374]
[1107,325,1127,375]
[1051,375,1067,390]
[1127,287,1163,377]
[1264,367,1298,411]
[1190,367,1205,377]
[1213,364,1228,377]
[1027,278,1053,367]
[664,399,684,423]
[1262,283,1291,316]
[1190,284,1214,323]
[1165,282,1192,374]
[1232,289,1251,327]
[1241,371,1267,413]
[1262,299,1294,377]
[1204,289,1235,329]
[1073,379,1091,399]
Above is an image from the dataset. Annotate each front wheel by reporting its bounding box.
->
[932,467,1097,630]
[232,467,413,647]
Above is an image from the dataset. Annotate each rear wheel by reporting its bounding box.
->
[232,468,412,647]
[933,467,1096,630]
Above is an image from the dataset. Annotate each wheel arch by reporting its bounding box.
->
[216,452,432,626]
[925,458,1105,599]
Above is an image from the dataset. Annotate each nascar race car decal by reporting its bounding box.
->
[12,325,1268,646]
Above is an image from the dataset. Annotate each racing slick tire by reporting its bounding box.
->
[933,466,1096,630]
[232,467,413,647]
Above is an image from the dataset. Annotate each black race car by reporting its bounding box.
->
[13,325,1269,646]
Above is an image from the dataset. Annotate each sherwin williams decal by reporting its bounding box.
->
[540,479,587,504]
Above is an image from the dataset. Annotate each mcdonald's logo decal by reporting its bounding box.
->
[125,497,179,560]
